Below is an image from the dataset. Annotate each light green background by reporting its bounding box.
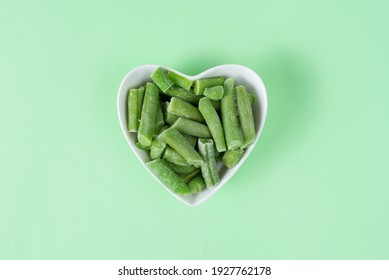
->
[1,0,388,259]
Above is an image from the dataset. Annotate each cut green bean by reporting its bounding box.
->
[194,77,225,95]
[222,149,245,168]
[151,67,173,93]
[179,169,201,183]
[213,141,220,158]
[136,141,151,150]
[161,101,179,125]
[150,137,166,160]
[167,70,193,91]
[168,97,205,123]
[210,99,221,111]
[183,134,198,147]
[146,159,191,195]
[198,138,219,188]
[138,83,160,147]
[159,125,169,133]
[203,85,224,101]
[188,174,206,193]
[221,78,243,150]
[198,97,226,152]
[162,132,200,164]
[127,86,144,132]
[236,85,255,148]
[162,134,197,166]
[154,102,165,135]
[161,159,199,174]
[163,146,190,166]
[127,89,138,132]
[171,117,211,138]
[216,151,224,161]
[164,86,201,105]
[248,92,255,107]
[158,127,204,167]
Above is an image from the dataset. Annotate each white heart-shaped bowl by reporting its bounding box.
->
[117,64,267,206]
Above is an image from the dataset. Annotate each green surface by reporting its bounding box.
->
[0,0,388,260]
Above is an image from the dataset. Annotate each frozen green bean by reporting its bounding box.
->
[138,83,160,146]
[146,159,191,195]
[198,138,219,188]
[151,67,173,93]
[168,97,205,123]
[216,151,224,161]
[248,92,255,107]
[161,101,179,125]
[127,86,144,132]
[150,137,166,160]
[222,149,245,168]
[158,127,204,167]
[188,174,205,193]
[154,102,165,135]
[164,86,201,105]
[194,77,225,95]
[179,169,201,183]
[221,78,243,150]
[171,117,211,138]
[163,146,190,166]
[136,141,151,150]
[167,70,193,91]
[210,99,221,111]
[161,159,199,174]
[162,134,197,166]
[236,85,255,148]
[183,134,198,147]
[203,85,224,101]
[198,97,226,152]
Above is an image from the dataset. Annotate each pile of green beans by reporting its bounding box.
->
[127,67,256,195]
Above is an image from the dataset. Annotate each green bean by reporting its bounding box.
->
[188,173,205,193]
[162,134,197,167]
[162,133,198,166]
[179,169,201,183]
[248,92,255,107]
[198,97,226,152]
[210,99,221,111]
[161,159,199,174]
[163,146,190,166]
[127,86,144,132]
[146,159,191,195]
[236,85,255,148]
[183,134,198,147]
[222,149,245,168]
[164,86,201,105]
[221,78,243,150]
[138,83,160,146]
[151,67,173,93]
[167,70,193,91]
[203,85,224,101]
[154,102,165,135]
[159,125,170,133]
[171,117,211,138]
[136,141,151,150]
[194,76,225,95]
[216,151,224,161]
[158,127,204,167]
[150,137,166,160]
[168,97,205,123]
[197,138,219,188]
[161,101,179,125]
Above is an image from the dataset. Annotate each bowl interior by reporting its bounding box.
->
[117,65,267,206]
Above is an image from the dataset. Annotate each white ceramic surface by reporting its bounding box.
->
[117,65,267,206]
